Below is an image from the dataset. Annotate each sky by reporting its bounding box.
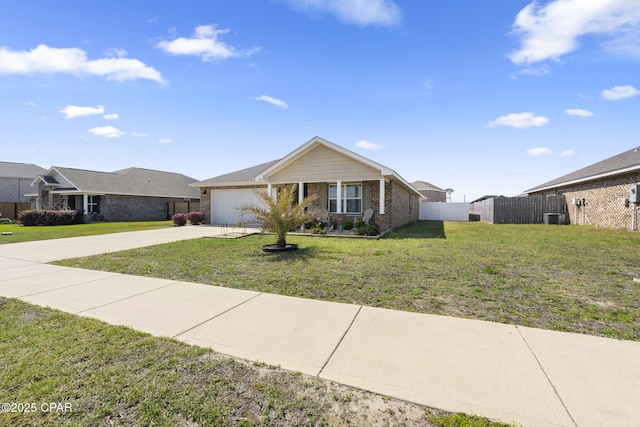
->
[1,0,639,203]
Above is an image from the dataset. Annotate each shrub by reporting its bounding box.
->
[172,213,187,226]
[342,218,354,230]
[187,211,205,225]
[18,210,84,226]
[355,220,365,229]
[310,225,326,234]
[356,222,381,236]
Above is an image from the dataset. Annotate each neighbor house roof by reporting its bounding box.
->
[0,162,46,179]
[526,147,640,193]
[33,167,200,199]
[411,181,446,192]
[194,160,281,186]
[194,136,422,197]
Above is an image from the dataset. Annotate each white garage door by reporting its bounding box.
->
[210,189,267,225]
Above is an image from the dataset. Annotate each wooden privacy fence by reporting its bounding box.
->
[167,201,201,217]
[470,195,567,224]
[0,202,31,220]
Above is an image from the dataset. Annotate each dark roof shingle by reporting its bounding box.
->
[51,167,200,198]
[526,147,640,192]
[0,162,46,179]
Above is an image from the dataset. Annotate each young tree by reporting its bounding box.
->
[238,184,318,249]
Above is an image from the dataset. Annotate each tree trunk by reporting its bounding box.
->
[276,234,287,248]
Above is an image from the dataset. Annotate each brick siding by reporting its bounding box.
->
[531,171,640,230]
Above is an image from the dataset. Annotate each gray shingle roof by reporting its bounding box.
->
[50,167,200,199]
[411,180,445,192]
[526,147,640,193]
[0,162,46,179]
[195,159,281,186]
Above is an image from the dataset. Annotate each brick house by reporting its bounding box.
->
[411,180,447,202]
[192,136,422,232]
[0,162,47,220]
[30,166,200,222]
[525,147,640,230]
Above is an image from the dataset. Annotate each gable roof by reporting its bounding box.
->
[0,162,46,179]
[411,180,445,192]
[194,136,422,196]
[255,136,398,180]
[194,160,281,186]
[526,147,640,193]
[34,166,200,199]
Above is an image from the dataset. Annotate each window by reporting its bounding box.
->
[329,183,362,213]
[87,196,100,213]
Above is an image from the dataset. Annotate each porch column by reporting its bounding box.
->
[379,179,385,215]
[83,194,88,213]
[336,180,342,214]
[298,182,304,205]
[267,183,273,200]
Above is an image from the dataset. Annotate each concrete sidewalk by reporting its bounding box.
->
[0,227,638,427]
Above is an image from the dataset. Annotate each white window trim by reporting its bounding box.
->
[87,195,99,213]
[329,182,362,214]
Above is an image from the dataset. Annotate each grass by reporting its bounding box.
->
[0,221,171,244]
[0,297,510,426]
[56,221,640,341]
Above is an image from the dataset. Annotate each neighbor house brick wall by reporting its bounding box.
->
[419,189,446,202]
[0,178,34,203]
[531,171,640,230]
[101,195,175,222]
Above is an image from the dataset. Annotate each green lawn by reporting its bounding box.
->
[56,221,640,341]
[0,298,511,427]
[0,221,171,244]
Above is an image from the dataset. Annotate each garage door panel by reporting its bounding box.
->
[210,189,266,225]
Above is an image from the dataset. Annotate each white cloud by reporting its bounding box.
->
[355,139,384,150]
[565,108,594,117]
[601,85,640,100]
[132,132,148,137]
[60,105,104,119]
[254,95,289,109]
[509,0,640,65]
[159,138,172,144]
[281,0,401,27]
[88,126,126,138]
[510,64,551,79]
[0,44,165,83]
[526,147,553,155]
[25,101,37,107]
[487,112,549,128]
[156,25,260,61]
[103,113,119,120]
[561,149,576,156]
[104,48,127,58]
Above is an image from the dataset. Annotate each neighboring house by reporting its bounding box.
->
[30,166,200,222]
[525,147,640,229]
[192,136,422,232]
[411,180,446,202]
[0,162,46,219]
[0,162,46,203]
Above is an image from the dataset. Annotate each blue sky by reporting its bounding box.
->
[1,0,639,202]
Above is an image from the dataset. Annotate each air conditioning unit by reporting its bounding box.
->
[631,183,640,204]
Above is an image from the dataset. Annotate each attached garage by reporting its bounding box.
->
[209,188,266,225]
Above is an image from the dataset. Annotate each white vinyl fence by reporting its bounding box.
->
[419,202,470,221]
